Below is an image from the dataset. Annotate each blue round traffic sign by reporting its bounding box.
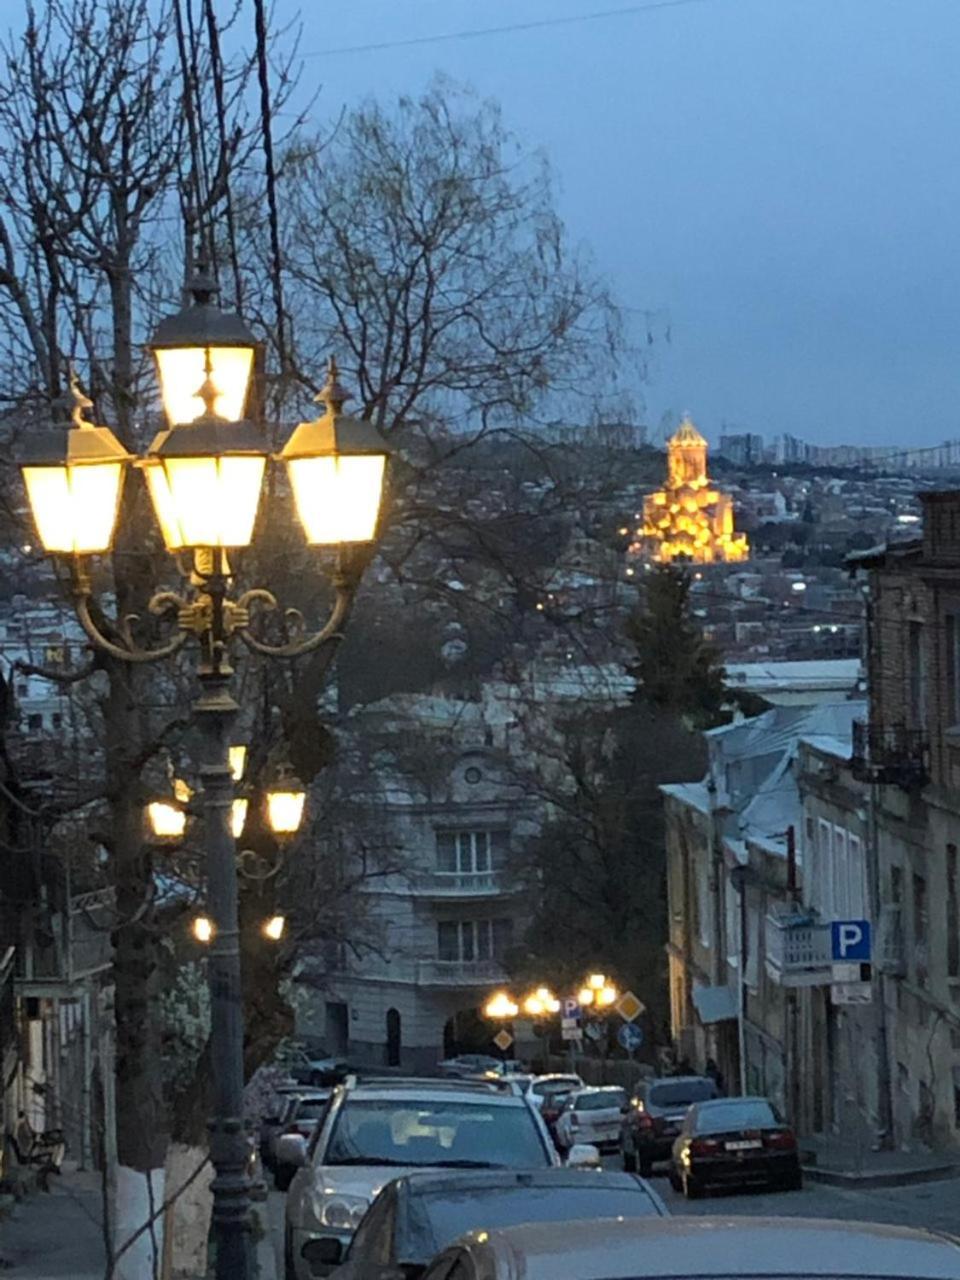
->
[618,1023,644,1052]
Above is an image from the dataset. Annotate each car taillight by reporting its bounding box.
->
[764,1129,797,1150]
[689,1137,722,1155]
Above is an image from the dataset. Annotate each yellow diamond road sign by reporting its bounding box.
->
[616,991,645,1023]
[493,1029,514,1052]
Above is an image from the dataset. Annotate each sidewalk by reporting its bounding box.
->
[0,1163,106,1277]
[801,1134,960,1188]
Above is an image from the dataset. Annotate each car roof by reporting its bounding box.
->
[572,1085,625,1095]
[647,1075,714,1087]
[466,1217,960,1279]
[532,1074,580,1083]
[339,1083,528,1107]
[694,1095,770,1108]
[396,1168,649,1196]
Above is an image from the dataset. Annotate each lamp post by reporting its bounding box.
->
[20,271,389,1279]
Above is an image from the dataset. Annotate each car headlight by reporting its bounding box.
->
[307,1190,369,1231]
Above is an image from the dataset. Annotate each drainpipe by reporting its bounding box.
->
[786,826,800,1128]
[868,779,894,1149]
[706,771,725,1065]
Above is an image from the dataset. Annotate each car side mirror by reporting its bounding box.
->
[275,1133,307,1168]
[566,1142,601,1168]
[303,1237,343,1273]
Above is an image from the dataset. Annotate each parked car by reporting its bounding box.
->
[524,1074,584,1111]
[261,1082,315,1171]
[437,1054,505,1077]
[620,1075,719,1176]
[417,1217,960,1280]
[554,1086,627,1153]
[321,1167,668,1280]
[281,1076,596,1280]
[274,1091,334,1191]
[277,1041,350,1087]
[669,1095,802,1197]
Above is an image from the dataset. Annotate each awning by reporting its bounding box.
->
[692,983,738,1024]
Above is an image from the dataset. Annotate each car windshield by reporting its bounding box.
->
[695,1100,778,1133]
[649,1080,717,1108]
[293,1098,331,1121]
[575,1090,625,1111]
[406,1186,659,1260]
[324,1099,549,1168]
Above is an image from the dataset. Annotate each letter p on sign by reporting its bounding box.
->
[831,919,871,962]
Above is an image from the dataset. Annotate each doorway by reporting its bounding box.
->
[386,1008,401,1067]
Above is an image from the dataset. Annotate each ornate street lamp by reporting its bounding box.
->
[18,267,390,1280]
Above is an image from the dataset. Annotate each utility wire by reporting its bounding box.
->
[305,0,725,58]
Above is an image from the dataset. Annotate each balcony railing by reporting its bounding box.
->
[412,870,510,897]
[851,721,929,788]
[417,958,508,987]
[764,909,833,987]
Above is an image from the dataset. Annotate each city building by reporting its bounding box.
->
[637,417,749,564]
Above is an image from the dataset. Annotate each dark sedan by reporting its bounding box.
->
[307,1167,667,1280]
[669,1096,802,1197]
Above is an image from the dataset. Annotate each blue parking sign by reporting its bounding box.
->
[831,919,871,962]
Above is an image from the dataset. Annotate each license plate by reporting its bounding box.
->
[725,1139,762,1151]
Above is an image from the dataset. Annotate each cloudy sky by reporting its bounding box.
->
[269,0,960,448]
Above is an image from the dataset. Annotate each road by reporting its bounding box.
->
[652,1170,960,1234]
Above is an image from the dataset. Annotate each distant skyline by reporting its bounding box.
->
[271,0,960,447]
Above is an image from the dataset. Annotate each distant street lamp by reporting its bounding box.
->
[20,267,390,1280]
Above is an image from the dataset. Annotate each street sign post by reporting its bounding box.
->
[561,1025,583,1042]
[617,1023,644,1053]
[493,1028,513,1052]
[561,997,581,1021]
[616,990,645,1023]
[831,920,871,962]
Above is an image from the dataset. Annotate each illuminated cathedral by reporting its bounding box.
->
[638,416,749,564]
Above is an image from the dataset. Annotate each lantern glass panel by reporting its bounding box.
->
[23,462,124,554]
[266,788,306,835]
[159,454,265,549]
[155,346,253,426]
[288,454,385,544]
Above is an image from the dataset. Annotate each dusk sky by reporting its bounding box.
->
[272,0,960,448]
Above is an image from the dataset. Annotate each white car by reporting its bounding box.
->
[280,1076,597,1280]
[555,1085,627,1152]
[523,1073,584,1111]
[419,1217,960,1280]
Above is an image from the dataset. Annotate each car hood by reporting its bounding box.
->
[314,1164,431,1201]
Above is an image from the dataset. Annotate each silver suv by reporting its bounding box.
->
[281,1077,560,1280]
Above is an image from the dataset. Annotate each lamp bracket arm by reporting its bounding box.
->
[73,589,190,665]
[234,579,354,660]
[13,655,99,686]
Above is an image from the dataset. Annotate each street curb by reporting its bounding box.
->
[802,1161,960,1189]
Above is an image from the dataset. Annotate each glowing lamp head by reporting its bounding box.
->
[148,265,259,429]
[229,745,247,783]
[588,973,606,991]
[193,915,214,944]
[230,798,249,840]
[263,915,286,941]
[278,358,390,545]
[146,799,187,841]
[266,766,306,835]
[523,994,546,1018]
[577,987,595,1007]
[484,992,518,1020]
[597,985,618,1008]
[142,412,267,551]
[21,375,132,555]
